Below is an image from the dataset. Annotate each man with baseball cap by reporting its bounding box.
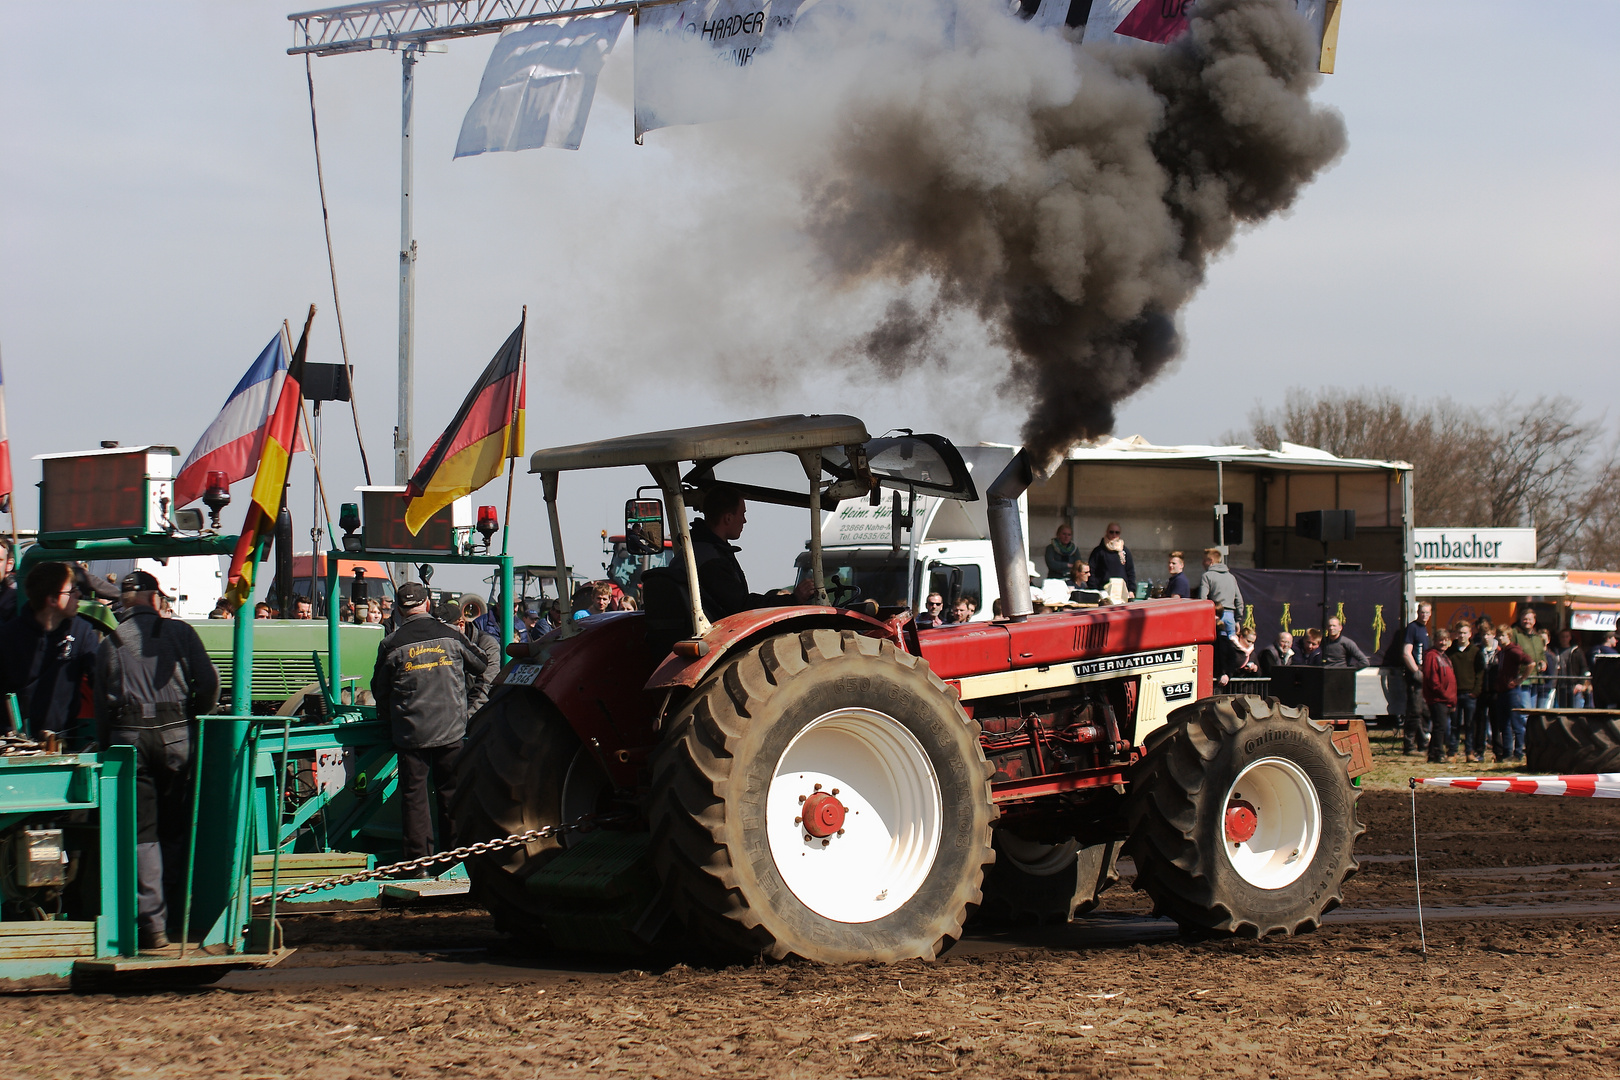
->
[371,581,488,874]
[92,569,219,950]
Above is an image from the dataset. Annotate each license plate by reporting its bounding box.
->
[504,663,543,687]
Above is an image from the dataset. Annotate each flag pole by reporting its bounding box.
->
[500,307,525,559]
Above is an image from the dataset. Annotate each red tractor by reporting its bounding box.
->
[455,415,1366,963]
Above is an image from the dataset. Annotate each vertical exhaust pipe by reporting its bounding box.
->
[987,449,1036,622]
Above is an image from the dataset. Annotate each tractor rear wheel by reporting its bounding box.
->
[648,629,996,963]
[1526,713,1620,773]
[451,689,611,944]
[1124,695,1362,937]
[978,834,1118,924]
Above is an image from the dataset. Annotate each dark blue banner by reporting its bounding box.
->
[1231,569,1403,665]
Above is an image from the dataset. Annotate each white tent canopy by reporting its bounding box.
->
[1415,569,1620,603]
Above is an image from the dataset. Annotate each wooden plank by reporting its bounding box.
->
[0,945,96,958]
[74,948,293,974]
[0,921,96,937]
[0,931,96,948]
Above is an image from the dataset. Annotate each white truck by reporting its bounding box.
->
[85,554,226,620]
[795,445,1027,622]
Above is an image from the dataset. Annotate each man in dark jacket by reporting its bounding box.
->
[1087,523,1136,602]
[1551,628,1590,708]
[1447,621,1487,762]
[1493,635,1534,762]
[0,539,17,622]
[1316,617,1369,669]
[1164,552,1190,599]
[93,570,219,950]
[0,561,104,742]
[675,484,815,622]
[372,582,487,870]
[1256,631,1297,677]
[441,600,500,715]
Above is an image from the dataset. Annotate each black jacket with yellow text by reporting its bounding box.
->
[370,613,487,749]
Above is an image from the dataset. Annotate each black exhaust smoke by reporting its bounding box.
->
[803,0,1347,468]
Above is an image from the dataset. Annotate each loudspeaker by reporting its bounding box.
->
[1296,509,1356,543]
[1267,666,1359,719]
[301,363,351,403]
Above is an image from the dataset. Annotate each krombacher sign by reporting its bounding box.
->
[1412,528,1536,565]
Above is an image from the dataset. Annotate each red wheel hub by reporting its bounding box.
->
[801,791,847,838]
[1225,800,1258,844]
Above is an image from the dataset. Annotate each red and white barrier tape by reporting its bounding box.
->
[1412,773,1620,798]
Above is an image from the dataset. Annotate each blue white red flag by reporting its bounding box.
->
[174,333,302,509]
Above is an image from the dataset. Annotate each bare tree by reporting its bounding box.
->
[1227,389,1620,569]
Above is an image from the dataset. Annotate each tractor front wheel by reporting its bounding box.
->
[1124,695,1362,937]
[649,629,996,963]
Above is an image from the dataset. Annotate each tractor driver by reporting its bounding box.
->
[678,483,816,622]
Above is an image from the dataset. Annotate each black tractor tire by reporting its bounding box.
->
[648,629,996,963]
[1526,713,1620,773]
[450,689,608,944]
[1124,695,1363,937]
[977,835,1119,924]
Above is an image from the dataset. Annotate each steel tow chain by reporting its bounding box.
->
[253,812,628,905]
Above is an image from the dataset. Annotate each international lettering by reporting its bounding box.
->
[1072,649,1184,679]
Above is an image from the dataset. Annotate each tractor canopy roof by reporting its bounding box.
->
[528,415,977,509]
[528,414,871,473]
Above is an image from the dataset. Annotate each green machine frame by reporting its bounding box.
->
[3,534,289,987]
[3,531,516,987]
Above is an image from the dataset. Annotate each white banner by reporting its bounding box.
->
[633,0,805,137]
[1412,528,1538,566]
[455,13,628,157]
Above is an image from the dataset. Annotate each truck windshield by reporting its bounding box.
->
[795,552,911,609]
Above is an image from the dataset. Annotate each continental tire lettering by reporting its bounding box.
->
[1244,729,1305,755]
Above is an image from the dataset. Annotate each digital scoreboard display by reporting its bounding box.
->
[38,447,175,537]
[361,488,455,554]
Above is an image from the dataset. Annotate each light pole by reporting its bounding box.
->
[396,44,419,488]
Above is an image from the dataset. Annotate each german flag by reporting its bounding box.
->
[404,316,526,535]
[222,306,311,612]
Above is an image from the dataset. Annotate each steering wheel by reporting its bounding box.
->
[825,576,863,606]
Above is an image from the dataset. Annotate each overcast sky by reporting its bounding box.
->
[2,1,1616,592]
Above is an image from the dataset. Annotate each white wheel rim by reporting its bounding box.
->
[1222,757,1322,890]
[766,708,943,923]
[997,833,1080,876]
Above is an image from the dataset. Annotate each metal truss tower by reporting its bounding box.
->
[288,0,654,488]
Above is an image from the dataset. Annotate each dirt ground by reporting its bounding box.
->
[3,783,1618,1079]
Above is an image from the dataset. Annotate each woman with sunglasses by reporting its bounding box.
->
[1087,523,1137,603]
